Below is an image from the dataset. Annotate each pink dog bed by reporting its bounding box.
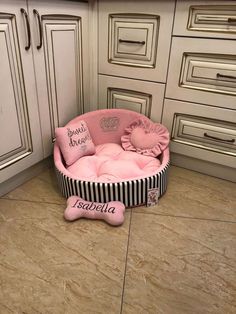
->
[54,109,170,207]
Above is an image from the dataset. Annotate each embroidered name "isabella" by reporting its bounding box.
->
[64,196,125,226]
[72,199,116,213]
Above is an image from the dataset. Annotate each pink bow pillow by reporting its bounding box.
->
[55,120,95,166]
[121,118,169,157]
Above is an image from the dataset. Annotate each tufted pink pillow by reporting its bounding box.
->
[121,118,169,157]
[55,120,95,166]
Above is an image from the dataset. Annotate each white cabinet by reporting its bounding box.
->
[98,0,175,83]
[28,0,89,157]
[98,74,165,122]
[98,0,174,123]
[163,0,236,181]
[166,37,236,109]
[0,0,89,188]
[162,99,236,181]
[174,0,236,40]
[0,0,43,183]
[162,99,236,168]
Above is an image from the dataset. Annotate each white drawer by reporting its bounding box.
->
[172,115,236,155]
[108,14,159,68]
[174,0,236,39]
[99,0,175,83]
[166,37,236,110]
[162,99,236,169]
[98,74,165,122]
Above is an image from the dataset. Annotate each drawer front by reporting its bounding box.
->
[174,0,236,39]
[99,0,175,83]
[172,115,236,155]
[107,88,152,117]
[166,37,236,109]
[109,14,159,68]
[181,53,236,96]
[162,99,236,168]
[98,74,165,122]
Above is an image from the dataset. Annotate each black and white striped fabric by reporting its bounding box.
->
[55,161,170,207]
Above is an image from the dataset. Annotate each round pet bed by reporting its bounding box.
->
[54,109,170,207]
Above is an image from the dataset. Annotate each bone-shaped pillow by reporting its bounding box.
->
[64,196,125,226]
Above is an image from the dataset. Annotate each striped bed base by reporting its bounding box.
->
[55,161,170,207]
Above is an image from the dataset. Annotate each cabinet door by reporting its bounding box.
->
[28,0,89,157]
[98,74,165,122]
[174,0,236,40]
[166,37,236,110]
[0,0,43,183]
[162,99,236,170]
[98,0,175,83]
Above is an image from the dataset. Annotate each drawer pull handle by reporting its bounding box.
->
[33,9,43,49]
[204,132,235,143]
[228,18,236,23]
[118,39,145,45]
[21,8,31,50]
[216,73,236,80]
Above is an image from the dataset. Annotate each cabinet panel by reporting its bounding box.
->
[108,14,159,68]
[29,0,89,157]
[172,114,236,156]
[0,13,32,169]
[174,0,236,39]
[98,74,165,122]
[42,15,83,138]
[180,53,236,96]
[0,1,43,183]
[99,0,175,83]
[107,88,152,116]
[162,99,236,169]
[166,37,236,109]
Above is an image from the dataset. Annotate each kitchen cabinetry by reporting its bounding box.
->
[0,0,89,189]
[28,0,89,157]
[99,75,165,122]
[162,0,236,181]
[1,0,236,192]
[98,0,175,121]
[0,0,43,184]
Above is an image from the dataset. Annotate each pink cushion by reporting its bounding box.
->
[121,118,169,157]
[55,120,95,166]
[67,143,161,183]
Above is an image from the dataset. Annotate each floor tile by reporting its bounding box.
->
[135,166,236,222]
[0,198,130,314]
[2,168,66,205]
[122,213,236,314]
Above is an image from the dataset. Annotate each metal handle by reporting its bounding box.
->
[216,73,236,80]
[118,39,145,45]
[33,9,42,49]
[204,132,235,143]
[228,18,236,23]
[21,8,31,50]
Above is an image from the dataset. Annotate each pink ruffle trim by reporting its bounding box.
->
[121,118,169,157]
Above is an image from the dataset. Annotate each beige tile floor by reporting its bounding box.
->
[0,166,236,314]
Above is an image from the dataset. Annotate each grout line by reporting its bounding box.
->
[132,210,236,224]
[120,208,133,314]
[0,197,65,206]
